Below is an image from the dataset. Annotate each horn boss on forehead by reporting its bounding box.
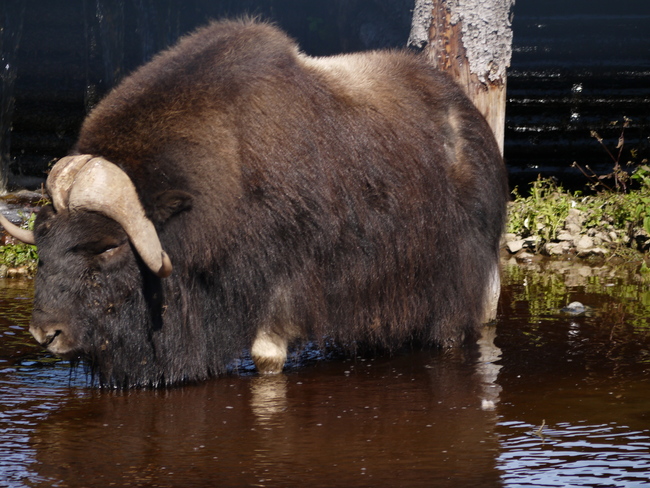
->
[46,155,172,278]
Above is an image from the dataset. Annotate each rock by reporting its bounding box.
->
[566,208,583,224]
[596,231,611,243]
[565,223,582,235]
[557,230,575,241]
[506,239,525,254]
[561,301,587,315]
[544,241,570,255]
[515,251,536,263]
[575,235,594,252]
[577,246,608,258]
[565,208,584,236]
[522,237,540,250]
[6,266,29,278]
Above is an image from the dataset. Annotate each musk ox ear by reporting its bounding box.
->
[150,190,193,226]
[33,205,55,236]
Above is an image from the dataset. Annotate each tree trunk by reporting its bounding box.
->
[409,0,515,155]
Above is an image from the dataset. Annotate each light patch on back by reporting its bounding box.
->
[298,52,403,105]
[444,107,464,166]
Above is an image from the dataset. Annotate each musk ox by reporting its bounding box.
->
[0,19,508,387]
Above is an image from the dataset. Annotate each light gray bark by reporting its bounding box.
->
[448,0,515,83]
[408,0,515,83]
[407,0,434,48]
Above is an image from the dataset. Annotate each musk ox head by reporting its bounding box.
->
[4,155,198,387]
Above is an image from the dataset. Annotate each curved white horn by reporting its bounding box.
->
[47,154,94,212]
[47,155,173,278]
[0,212,35,245]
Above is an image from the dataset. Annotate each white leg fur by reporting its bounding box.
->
[482,262,501,323]
[251,330,289,374]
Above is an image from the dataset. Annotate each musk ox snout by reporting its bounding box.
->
[29,314,78,357]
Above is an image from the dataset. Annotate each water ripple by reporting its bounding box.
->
[498,421,650,487]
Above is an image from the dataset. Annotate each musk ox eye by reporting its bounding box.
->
[73,237,127,257]
[99,244,120,255]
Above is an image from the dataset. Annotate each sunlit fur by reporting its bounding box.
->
[32,19,508,387]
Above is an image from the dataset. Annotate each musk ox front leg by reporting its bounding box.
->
[251,329,290,374]
[251,285,301,374]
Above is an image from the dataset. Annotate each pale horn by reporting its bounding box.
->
[0,212,35,245]
[47,155,173,278]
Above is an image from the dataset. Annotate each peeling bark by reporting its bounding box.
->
[407,0,434,48]
[409,0,515,154]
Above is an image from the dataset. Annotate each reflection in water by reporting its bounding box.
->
[23,351,503,487]
[250,374,289,422]
[0,279,35,363]
[476,324,502,411]
[500,421,650,487]
[497,261,650,488]
[0,260,650,487]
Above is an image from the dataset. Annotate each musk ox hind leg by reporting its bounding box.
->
[482,261,501,324]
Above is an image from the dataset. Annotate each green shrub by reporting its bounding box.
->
[0,212,38,276]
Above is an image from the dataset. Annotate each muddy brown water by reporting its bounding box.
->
[1,261,649,488]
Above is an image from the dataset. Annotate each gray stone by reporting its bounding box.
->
[557,230,575,242]
[515,251,536,263]
[561,301,586,315]
[565,223,582,235]
[544,241,570,255]
[566,208,584,224]
[575,235,594,252]
[596,231,611,243]
[506,239,525,254]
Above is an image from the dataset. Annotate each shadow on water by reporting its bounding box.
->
[0,260,649,487]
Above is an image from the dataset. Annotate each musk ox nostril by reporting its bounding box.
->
[43,330,62,347]
[29,323,70,354]
[29,324,48,346]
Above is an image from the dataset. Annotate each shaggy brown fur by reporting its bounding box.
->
[31,19,508,387]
